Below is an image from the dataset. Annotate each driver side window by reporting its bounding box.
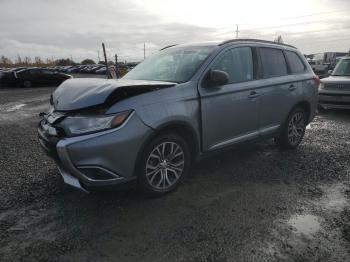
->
[212,47,253,84]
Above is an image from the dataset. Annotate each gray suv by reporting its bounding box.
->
[38,39,318,196]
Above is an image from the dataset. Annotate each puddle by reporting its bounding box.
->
[6,103,26,112]
[319,183,348,212]
[288,214,320,237]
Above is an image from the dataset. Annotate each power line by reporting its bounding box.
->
[277,9,350,21]
[248,26,350,38]
[239,9,350,29]
[242,18,347,32]
[215,8,350,36]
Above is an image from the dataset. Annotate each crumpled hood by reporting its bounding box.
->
[52,78,175,111]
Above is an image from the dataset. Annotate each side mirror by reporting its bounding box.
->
[210,69,229,86]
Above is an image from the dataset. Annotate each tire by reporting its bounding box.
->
[275,107,306,149]
[318,105,326,113]
[22,80,32,88]
[137,133,191,196]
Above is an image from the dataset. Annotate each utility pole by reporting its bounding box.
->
[115,54,119,79]
[235,24,239,39]
[143,42,146,60]
[102,43,111,78]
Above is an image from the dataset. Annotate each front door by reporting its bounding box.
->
[199,46,260,151]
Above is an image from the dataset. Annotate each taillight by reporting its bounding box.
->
[313,75,320,87]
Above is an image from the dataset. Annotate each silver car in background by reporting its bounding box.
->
[319,57,350,110]
[38,39,318,196]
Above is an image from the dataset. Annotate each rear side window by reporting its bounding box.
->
[212,47,253,83]
[260,48,287,78]
[29,69,39,75]
[42,70,54,75]
[285,51,305,74]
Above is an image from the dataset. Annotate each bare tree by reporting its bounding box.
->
[24,56,32,65]
[274,35,284,43]
[0,55,13,67]
[16,55,22,65]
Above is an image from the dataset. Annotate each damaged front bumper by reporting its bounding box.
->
[38,112,152,192]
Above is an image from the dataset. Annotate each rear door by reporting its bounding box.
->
[41,69,57,85]
[199,46,260,151]
[29,69,41,85]
[257,47,299,136]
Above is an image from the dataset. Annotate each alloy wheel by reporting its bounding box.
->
[287,111,305,146]
[145,141,185,190]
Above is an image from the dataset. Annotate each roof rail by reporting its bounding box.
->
[159,44,178,51]
[218,38,296,49]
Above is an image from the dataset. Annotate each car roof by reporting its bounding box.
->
[163,39,297,51]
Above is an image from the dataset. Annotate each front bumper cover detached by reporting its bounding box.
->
[38,112,152,192]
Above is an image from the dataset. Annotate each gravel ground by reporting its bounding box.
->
[0,86,349,262]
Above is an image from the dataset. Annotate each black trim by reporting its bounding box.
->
[159,44,178,50]
[319,101,350,105]
[251,47,261,80]
[319,92,350,97]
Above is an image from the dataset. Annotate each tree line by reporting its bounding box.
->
[0,55,98,68]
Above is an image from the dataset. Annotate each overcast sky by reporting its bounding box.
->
[1,0,350,62]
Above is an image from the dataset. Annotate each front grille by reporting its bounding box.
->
[319,101,350,106]
[38,120,60,160]
[324,83,350,91]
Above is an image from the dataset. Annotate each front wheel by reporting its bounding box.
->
[275,108,306,149]
[137,133,191,196]
[22,80,32,88]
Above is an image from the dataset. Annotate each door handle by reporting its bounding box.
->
[288,84,296,91]
[248,91,259,99]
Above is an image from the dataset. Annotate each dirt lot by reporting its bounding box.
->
[0,86,349,262]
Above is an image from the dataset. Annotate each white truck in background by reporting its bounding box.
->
[308,52,348,74]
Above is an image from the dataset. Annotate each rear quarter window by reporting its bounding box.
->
[260,47,288,78]
[285,51,306,74]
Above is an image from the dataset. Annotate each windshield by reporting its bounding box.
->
[123,46,215,83]
[332,59,350,76]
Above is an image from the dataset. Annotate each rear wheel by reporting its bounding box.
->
[275,107,306,149]
[137,133,190,196]
[318,105,326,113]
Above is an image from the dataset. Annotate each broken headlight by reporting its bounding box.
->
[60,110,133,136]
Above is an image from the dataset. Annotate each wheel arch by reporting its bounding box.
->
[134,120,200,177]
[292,100,311,123]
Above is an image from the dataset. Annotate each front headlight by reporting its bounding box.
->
[60,110,133,136]
[319,83,324,89]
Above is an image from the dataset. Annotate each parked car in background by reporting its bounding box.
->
[95,66,107,75]
[0,68,72,87]
[38,39,318,195]
[319,57,350,110]
[308,59,328,74]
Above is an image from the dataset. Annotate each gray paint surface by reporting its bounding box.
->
[41,40,318,189]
